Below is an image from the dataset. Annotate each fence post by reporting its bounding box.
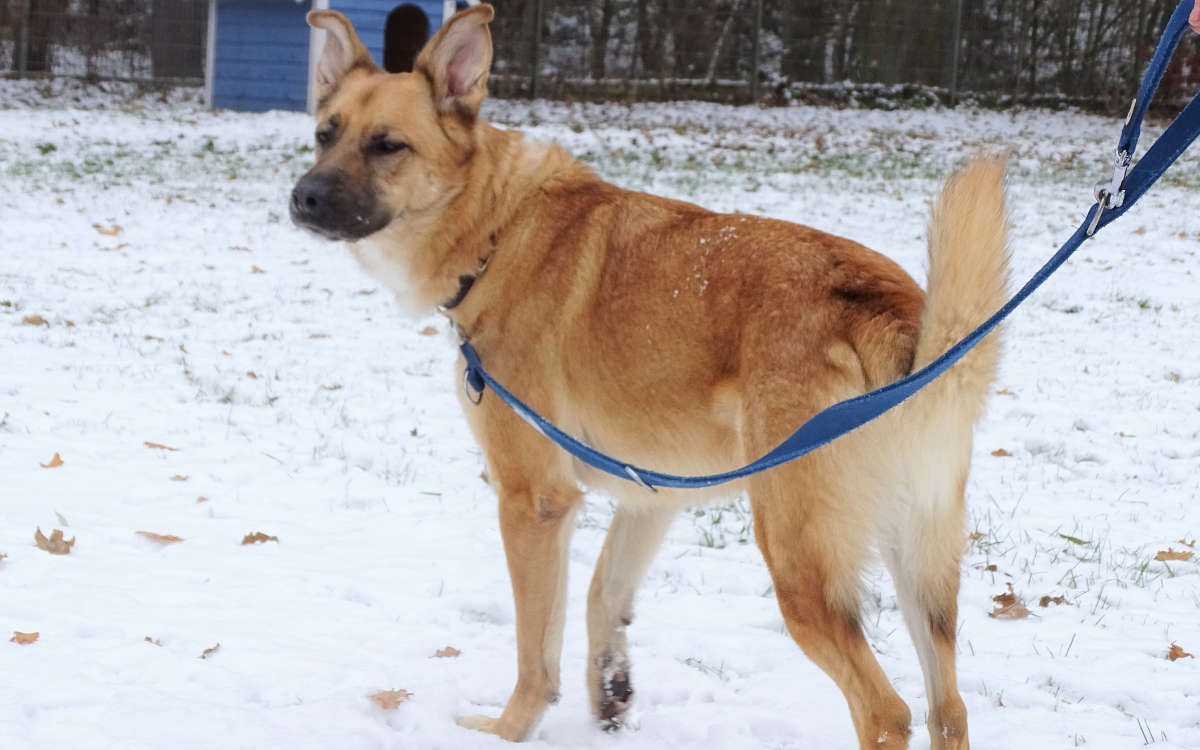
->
[750,0,762,103]
[530,0,544,99]
[949,0,963,104]
[16,0,32,77]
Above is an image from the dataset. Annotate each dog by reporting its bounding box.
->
[290,6,1009,748]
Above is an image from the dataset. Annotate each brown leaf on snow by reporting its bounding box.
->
[250,265,266,274]
[196,496,209,503]
[10,631,39,645]
[433,646,461,658]
[1155,548,1193,562]
[34,527,75,555]
[1168,643,1194,661]
[145,636,163,646]
[0,553,7,562]
[1178,539,1196,549]
[22,314,49,327]
[200,643,220,659]
[309,333,330,339]
[988,583,1031,619]
[1039,595,1067,608]
[990,448,1012,457]
[369,689,413,709]
[419,325,438,336]
[995,388,1015,396]
[40,452,64,468]
[240,532,278,545]
[93,223,123,236]
[144,441,179,451]
[136,531,184,544]
[170,474,189,481]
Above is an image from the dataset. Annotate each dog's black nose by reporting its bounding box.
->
[291,176,329,218]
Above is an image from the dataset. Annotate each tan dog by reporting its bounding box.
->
[290,6,1009,748]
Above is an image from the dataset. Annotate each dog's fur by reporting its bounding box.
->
[291,7,1010,748]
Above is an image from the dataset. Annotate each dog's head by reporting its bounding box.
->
[289,5,494,243]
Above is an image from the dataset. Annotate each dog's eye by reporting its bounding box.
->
[315,129,333,146]
[371,139,410,156]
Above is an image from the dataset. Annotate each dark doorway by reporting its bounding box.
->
[383,4,430,74]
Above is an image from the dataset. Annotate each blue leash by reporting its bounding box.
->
[460,0,1200,492]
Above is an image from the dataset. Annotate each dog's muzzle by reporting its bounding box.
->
[290,170,390,241]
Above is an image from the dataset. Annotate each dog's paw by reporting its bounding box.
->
[456,713,533,741]
[456,713,498,732]
[596,655,634,730]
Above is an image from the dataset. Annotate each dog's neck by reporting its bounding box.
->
[429,123,591,329]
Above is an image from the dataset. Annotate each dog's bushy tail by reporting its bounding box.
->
[908,155,1011,427]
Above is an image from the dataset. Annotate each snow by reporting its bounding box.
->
[1,81,1198,749]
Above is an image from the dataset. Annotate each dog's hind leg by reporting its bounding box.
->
[749,459,914,749]
[585,503,676,729]
[456,482,582,741]
[881,471,970,750]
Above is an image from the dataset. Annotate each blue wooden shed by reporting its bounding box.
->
[205,0,473,112]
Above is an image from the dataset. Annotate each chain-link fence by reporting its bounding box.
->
[1,0,205,83]
[3,0,1198,111]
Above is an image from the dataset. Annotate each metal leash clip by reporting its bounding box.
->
[463,367,485,405]
[1087,149,1132,236]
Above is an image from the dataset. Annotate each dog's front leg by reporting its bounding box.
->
[457,484,582,741]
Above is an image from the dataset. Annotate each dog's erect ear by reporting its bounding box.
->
[414,4,495,119]
[307,11,377,101]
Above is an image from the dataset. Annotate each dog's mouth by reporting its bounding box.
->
[289,171,392,242]
[290,206,391,242]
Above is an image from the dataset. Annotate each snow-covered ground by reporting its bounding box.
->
[2,80,1198,749]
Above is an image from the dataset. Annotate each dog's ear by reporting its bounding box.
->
[414,4,495,119]
[307,11,377,101]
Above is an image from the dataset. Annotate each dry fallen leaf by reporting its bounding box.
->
[1168,643,1194,661]
[433,646,461,658]
[241,532,278,545]
[1039,595,1067,608]
[136,531,184,544]
[170,474,188,481]
[1178,539,1196,549]
[10,631,38,645]
[988,583,1031,620]
[251,265,265,274]
[22,314,49,327]
[145,636,163,646]
[34,527,75,555]
[93,223,123,236]
[40,452,64,468]
[200,643,220,659]
[1155,548,1193,562]
[196,496,208,503]
[0,552,7,562]
[144,441,179,451]
[419,325,438,336]
[990,448,1012,457]
[995,388,1015,396]
[369,689,413,709]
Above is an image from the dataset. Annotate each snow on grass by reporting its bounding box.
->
[1,83,1198,749]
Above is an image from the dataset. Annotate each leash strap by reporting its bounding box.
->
[460,1,1200,491]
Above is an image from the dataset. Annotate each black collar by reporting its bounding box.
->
[438,256,490,312]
